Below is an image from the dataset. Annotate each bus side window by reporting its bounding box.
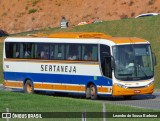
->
[54,44,65,60]
[36,43,49,59]
[92,46,98,61]
[66,44,81,60]
[50,44,55,59]
[84,51,92,60]
[35,44,40,58]
[82,44,98,61]
[82,45,91,61]
[5,42,13,58]
[24,43,31,58]
[13,43,20,58]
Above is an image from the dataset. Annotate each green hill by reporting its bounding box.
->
[2,15,160,89]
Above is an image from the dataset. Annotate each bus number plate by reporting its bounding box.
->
[134,90,141,94]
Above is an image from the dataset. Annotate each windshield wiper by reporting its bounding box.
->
[137,64,149,78]
[118,73,132,76]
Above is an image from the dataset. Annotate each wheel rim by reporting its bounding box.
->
[27,83,32,93]
[90,85,96,97]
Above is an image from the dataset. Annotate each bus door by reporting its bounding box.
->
[100,45,112,79]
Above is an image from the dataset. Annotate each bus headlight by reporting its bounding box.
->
[115,83,128,89]
[146,81,154,87]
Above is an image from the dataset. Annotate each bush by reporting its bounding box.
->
[129,1,134,6]
[120,14,128,19]
[28,9,37,14]
[148,0,155,5]
[32,0,41,6]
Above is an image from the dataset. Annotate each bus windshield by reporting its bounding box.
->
[113,44,154,81]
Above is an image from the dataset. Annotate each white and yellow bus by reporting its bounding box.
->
[3,32,156,99]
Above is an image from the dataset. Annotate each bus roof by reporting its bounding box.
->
[6,32,149,45]
[110,37,149,44]
[32,32,148,44]
[47,32,112,39]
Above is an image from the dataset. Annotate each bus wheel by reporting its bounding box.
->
[24,80,34,94]
[90,84,97,100]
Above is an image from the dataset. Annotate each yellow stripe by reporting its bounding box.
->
[98,86,109,93]
[4,81,23,88]
[34,83,85,92]
[4,80,111,94]
[4,81,86,92]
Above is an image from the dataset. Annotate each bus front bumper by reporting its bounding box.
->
[112,84,154,96]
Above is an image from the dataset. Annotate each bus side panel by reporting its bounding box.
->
[3,60,113,95]
[4,71,113,95]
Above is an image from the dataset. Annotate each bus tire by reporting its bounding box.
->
[24,80,34,94]
[90,84,97,100]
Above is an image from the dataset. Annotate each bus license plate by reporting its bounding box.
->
[134,90,141,94]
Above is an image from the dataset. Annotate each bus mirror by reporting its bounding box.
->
[152,52,156,66]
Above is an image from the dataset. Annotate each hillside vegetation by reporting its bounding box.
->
[1,15,160,89]
[0,0,160,34]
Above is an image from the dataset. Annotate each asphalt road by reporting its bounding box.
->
[0,84,160,110]
[100,92,160,110]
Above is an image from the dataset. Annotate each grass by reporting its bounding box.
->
[0,91,159,121]
[1,16,160,89]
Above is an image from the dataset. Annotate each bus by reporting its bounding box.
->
[3,32,156,99]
